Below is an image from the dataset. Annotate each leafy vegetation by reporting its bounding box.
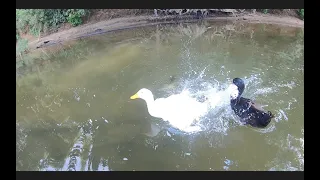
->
[66,9,87,26]
[298,9,304,19]
[16,9,304,61]
[16,9,90,36]
[16,9,90,58]
[263,9,268,14]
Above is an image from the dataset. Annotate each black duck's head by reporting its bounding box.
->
[232,78,245,97]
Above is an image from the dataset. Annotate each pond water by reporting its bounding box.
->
[16,21,304,171]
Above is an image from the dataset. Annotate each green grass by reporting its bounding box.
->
[16,9,90,58]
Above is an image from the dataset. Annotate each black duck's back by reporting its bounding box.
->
[246,109,273,128]
[231,97,274,128]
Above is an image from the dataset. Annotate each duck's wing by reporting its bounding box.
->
[249,100,274,119]
[153,97,171,115]
[241,97,266,112]
[238,97,252,110]
[153,95,187,120]
[250,101,267,112]
[155,94,208,128]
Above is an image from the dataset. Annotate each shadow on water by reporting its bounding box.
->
[16,21,304,171]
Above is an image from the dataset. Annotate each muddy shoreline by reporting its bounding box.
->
[28,13,304,51]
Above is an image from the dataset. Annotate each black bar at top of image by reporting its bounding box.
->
[16,0,304,9]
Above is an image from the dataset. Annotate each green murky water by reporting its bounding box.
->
[16,21,304,171]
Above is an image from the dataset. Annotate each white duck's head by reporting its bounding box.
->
[130,88,154,101]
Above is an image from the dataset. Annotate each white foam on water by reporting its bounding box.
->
[274,109,289,123]
[287,133,304,169]
[279,110,289,121]
[277,81,296,89]
[253,123,277,133]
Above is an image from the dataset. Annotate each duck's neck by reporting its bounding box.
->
[143,95,157,117]
[230,96,240,108]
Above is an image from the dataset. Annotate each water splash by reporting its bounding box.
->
[202,73,290,134]
[157,70,279,135]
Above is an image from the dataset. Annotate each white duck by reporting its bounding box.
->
[130,88,209,133]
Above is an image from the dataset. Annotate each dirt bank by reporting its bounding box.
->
[27,12,304,52]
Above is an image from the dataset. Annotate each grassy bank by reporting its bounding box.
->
[16,9,90,57]
[16,9,304,59]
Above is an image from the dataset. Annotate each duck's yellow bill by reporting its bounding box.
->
[130,93,139,99]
